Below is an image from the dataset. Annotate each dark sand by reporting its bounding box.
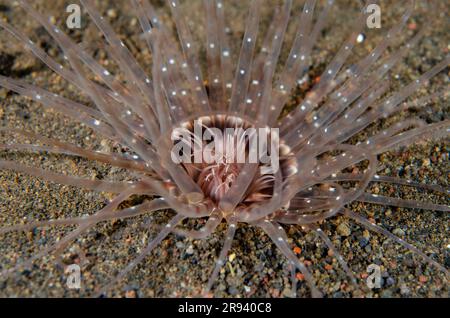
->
[0,0,448,297]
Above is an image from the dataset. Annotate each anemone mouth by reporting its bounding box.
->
[170,114,297,210]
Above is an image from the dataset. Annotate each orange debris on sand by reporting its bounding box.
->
[293,246,302,255]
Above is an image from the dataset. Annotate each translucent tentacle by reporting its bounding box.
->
[397,87,449,113]
[51,34,165,174]
[18,1,160,144]
[246,0,292,123]
[228,0,261,116]
[133,0,211,119]
[346,0,414,79]
[270,0,324,123]
[342,209,449,275]
[172,209,223,240]
[0,190,136,278]
[0,160,142,193]
[0,18,131,109]
[256,0,292,125]
[151,32,173,134]
[79,0,159,141]
[366,119,426,146]
[290,263,298,298]
[280,2,373,133]
[0,129,149,173]
[327,173,449,194]
[218,163,259,213]
[204,0,225,110]
[370,121,450,155]
[308,225,357,285]
[333,57,450,145]
[203,217,237,294]
[0,198,167,235]
[306,80,390,148]
[96,214,185,296]
[235,167,283,223]
[215,0,233,104]
[141,176,213,218]
[277,184,345,225]
[245,5,282,117]
[0,75,117,139]
[257,220,322,298]
[357,193,449,212]
[282,22,427,147]
[166,0,210,112]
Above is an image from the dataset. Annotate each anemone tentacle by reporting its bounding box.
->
[0,0,448,297]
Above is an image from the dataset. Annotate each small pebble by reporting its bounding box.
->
[385,277,395,287]
[380,290,393,298]
[359,237,369,248]
[333,291,343,298]
[186,245,194,255]
[107,9,118,19]
[125,289,137,298]
[362,230,370,239]
[337,222,351,236]
[407,22,417,30]
[422,158,430,167]
[400,284,411,296]
[228,286,239,295]
[392,228,405,236]
[175,241,184,249]
[419,275,428,283]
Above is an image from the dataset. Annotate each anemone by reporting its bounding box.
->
[0,0,448,297]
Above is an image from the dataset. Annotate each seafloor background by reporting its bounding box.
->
[0,0,448,297]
